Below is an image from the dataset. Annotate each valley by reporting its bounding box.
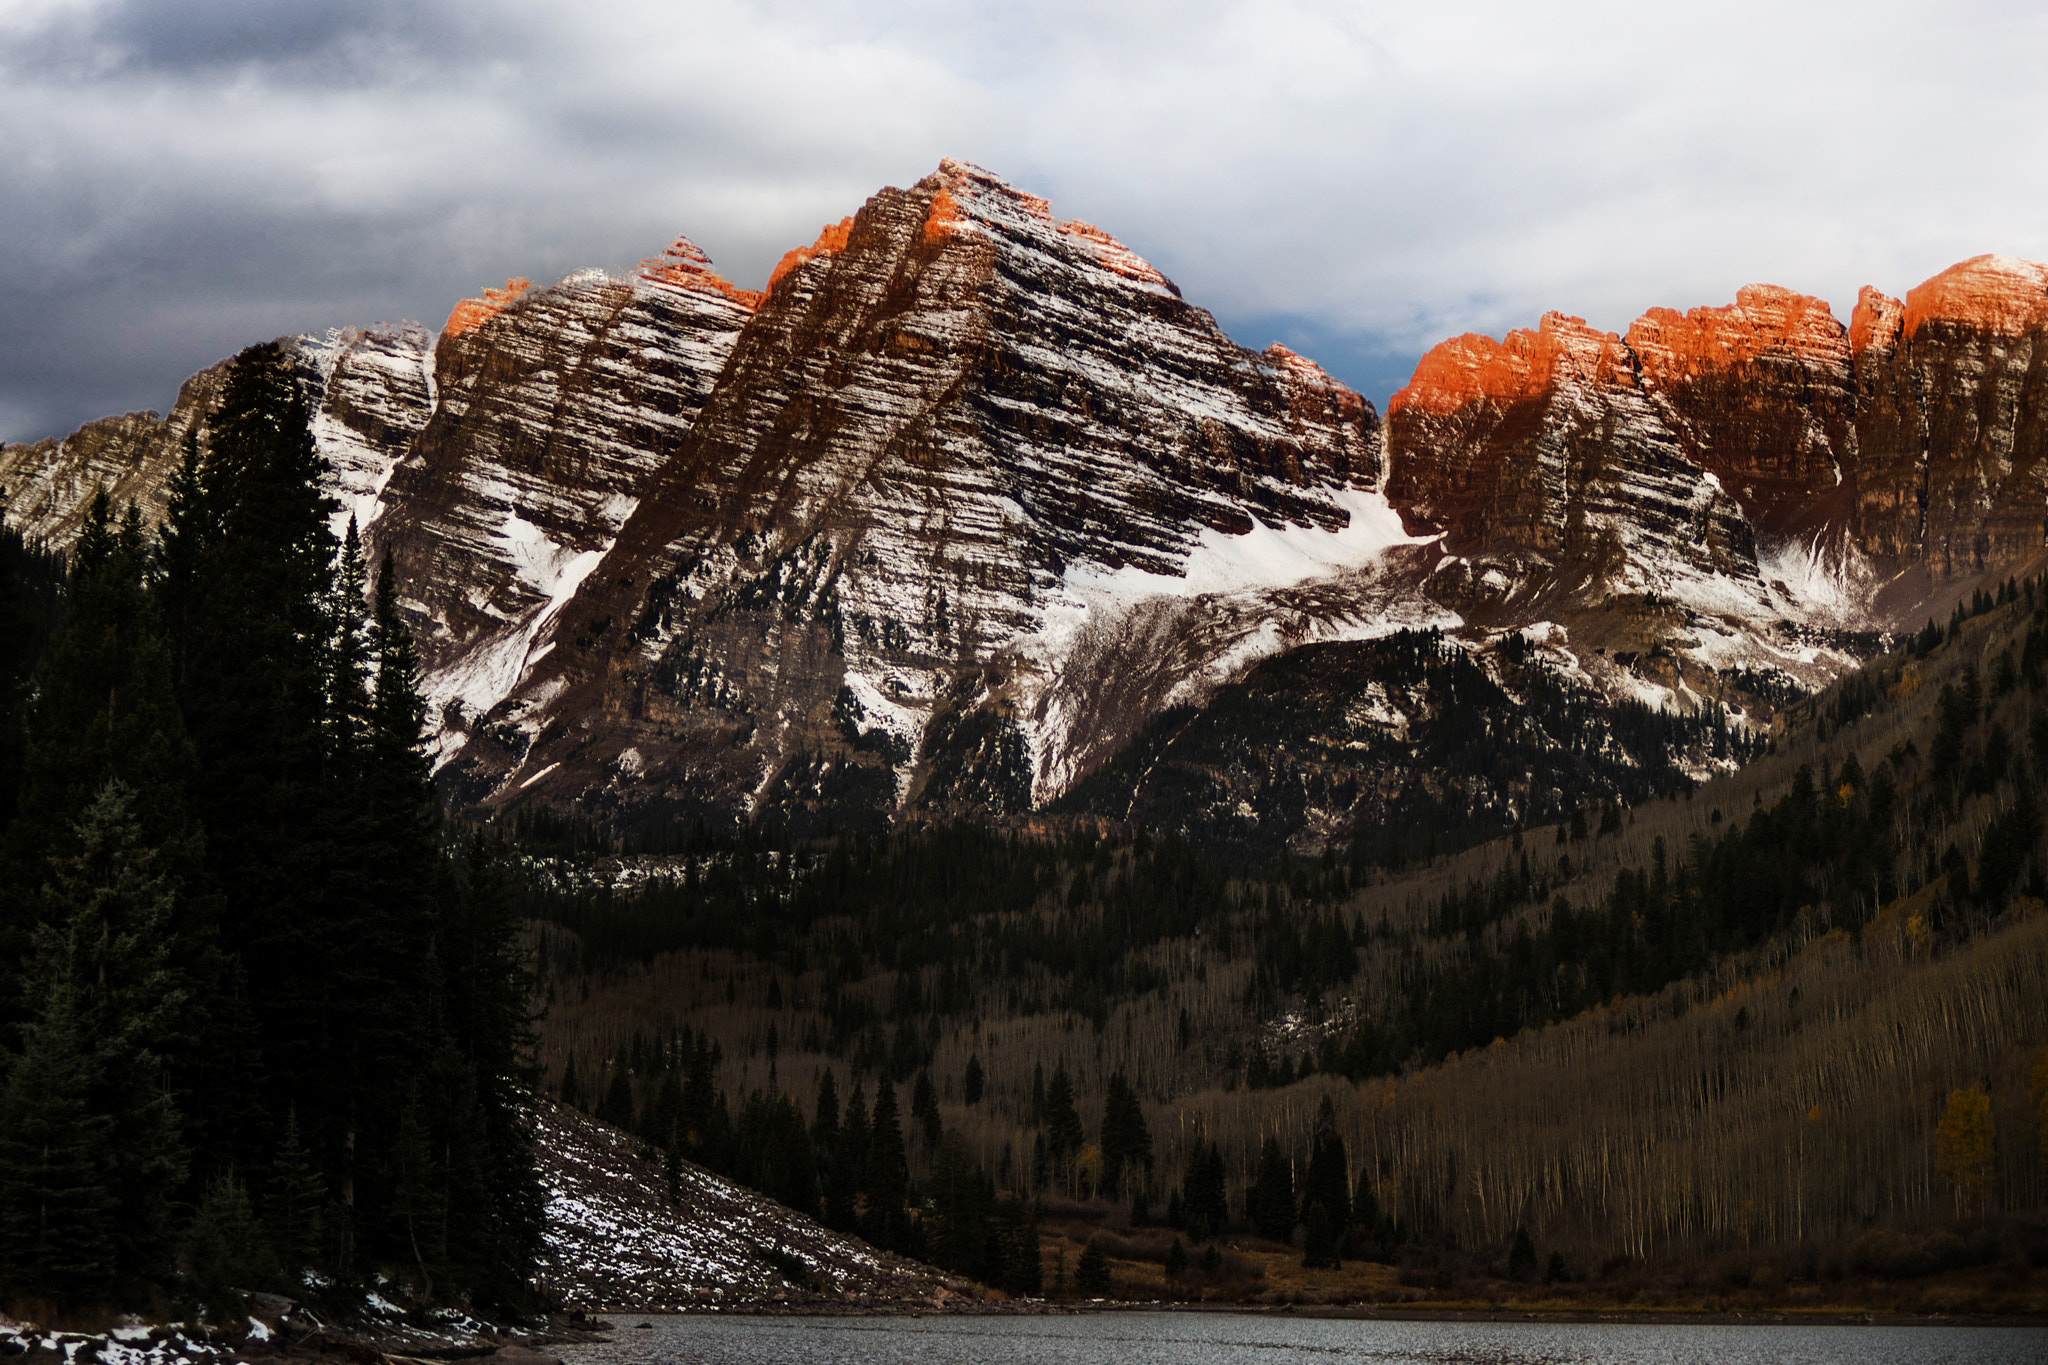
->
[2,159,2047,1327]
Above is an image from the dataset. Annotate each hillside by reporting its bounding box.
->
[533,1101,965,1310]
[522,577,2048,1308]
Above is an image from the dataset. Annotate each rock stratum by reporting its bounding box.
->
[5,161,2046,843]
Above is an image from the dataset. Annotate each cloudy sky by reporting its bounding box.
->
[3,0,2045,444]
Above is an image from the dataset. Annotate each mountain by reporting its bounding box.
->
[5,162,2046,847]
[432,160,1387,831]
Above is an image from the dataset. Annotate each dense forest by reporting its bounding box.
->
[0,346,541,1318]
[526,579,2048,1296]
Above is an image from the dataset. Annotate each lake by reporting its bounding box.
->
[556,1310,2047,1364]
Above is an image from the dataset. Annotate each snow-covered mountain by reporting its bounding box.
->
[6,162,2046,840]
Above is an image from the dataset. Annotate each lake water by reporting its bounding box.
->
[557,1311,2047,1365]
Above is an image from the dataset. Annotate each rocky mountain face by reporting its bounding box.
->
[1387,255,2048,625]
[1382,310,1767,624]
[433,160,1388,831]
[1852,255,2048,585]
[5,164,2047,848]
[374,242,756,735]
[0,322,435,551]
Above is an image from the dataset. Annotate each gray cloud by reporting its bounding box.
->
[4,0,2045,443]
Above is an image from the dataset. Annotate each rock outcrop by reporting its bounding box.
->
[1384,311,1764,621]
[1627,284,1858,541]
[0,323,434,550]
[371,243,754,737]
[1851,255,2048,582]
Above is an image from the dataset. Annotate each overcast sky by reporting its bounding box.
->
[4,0,2046,444]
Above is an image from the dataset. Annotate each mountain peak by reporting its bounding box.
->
[443,277,534,337]
[636,235,763,310]
[1849,285,1906,358]
[1627,284,1845,380]
[1902,252,2048,338]
[1387,313,1626,420]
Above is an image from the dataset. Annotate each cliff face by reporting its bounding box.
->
[0,323,433,549]
[436,160,1387,827]
[1383,311,1764,621]
[1852,255,2048,580]
[374,243,753,713]
[1386,260,2048,629]
[1627,285,1858,541]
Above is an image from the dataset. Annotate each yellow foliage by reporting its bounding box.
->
[1807,1104,1823,1125]
[1935,1084,1995,1213]
[1075,1144,1103,1198]
[1890,666,1922,701]
[1905,914,1930,957]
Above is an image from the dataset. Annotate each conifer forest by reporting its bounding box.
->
[0,346,542,1315]
[4,346,2048,1320]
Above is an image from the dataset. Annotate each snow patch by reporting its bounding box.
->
[1759,533,1878,625]
[424,543,611,766]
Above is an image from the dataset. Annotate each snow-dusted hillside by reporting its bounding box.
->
[534,1103,965,1310]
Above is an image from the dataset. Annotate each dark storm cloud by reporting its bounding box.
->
[4,0,2047,443]
[15,0,495,78]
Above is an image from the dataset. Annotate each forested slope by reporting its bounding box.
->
[525,579,2048,1299]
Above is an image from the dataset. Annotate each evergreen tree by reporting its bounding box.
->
[1098,1069,1151,1200]
[923,1131,991,1277]
[0,783,191,1299]
[1508,1226,1538,1282]
[1164,1236,1188,1280]
[185,1171,272,1323]
[866,1080,910,1251]
[1300,1095,1348,1267]
[559,1053,582,1108]
[1,494,198,994]
[0,959,116,1304]
[438,829,545,1301]
[812,1070,841,1149]
[831,1081,870,1234]
[990,1193,1042,1295]
[1182,1140,1229,1242]
[268,1107,325,1273]
[911,1069,942,1148]
[963,1054,984,1106]
[1351,1165,1383,1259]
[641,1067,684,1150]
[1074,1240,1111,1295]
[325,520,373,771]
[1042,1062,1083,1185]
[157,344,349,1196]
[390,1091,444,1297]
[597,1046,637,1130]
[1249,1135,1295,1242]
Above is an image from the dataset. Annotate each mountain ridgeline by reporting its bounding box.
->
[6,162,2048,851]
